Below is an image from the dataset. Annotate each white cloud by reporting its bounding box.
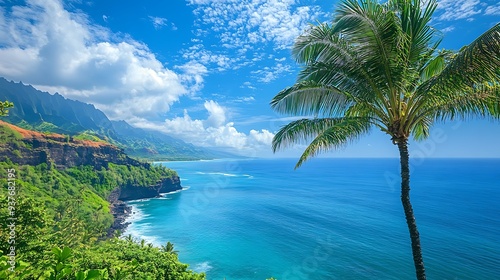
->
[0,0,192,120]
[235,96,255,102]
[204,100,226,127]
[484,4,500,15]
[181,44,232,71]
[149,16,168,29]
[436,0,481,21]
[189,0,323,50]
[158,100,274,154]
[249,129,274,145]
[175,60,208,94]
[241,81,256,90]
[441,26,455,33]
[251,63,292,83]
[184,0,325,85]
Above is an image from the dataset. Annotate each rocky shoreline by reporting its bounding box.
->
[107,200,132,237]
[106,175,183,237]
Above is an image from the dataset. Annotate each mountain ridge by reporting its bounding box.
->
[0,77,233,160]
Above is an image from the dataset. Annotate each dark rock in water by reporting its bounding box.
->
[107,201,132,237]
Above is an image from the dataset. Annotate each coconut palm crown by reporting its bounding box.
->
[270,0,500,279]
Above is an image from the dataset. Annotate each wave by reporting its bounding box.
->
[196,171,255,178]
[121,228,162,247]
[126,197,154,203]
[123,204,149,223]
[193,261,212,273]
[121,206,162,246]
[196,171,236,177]
[159,186,190,197]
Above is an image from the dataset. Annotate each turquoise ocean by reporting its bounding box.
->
[124,158,500,279]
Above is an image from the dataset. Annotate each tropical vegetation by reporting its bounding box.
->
[270,0,500,279]
[0,160,204,279]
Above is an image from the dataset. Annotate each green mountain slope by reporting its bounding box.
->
[0,77,233,160]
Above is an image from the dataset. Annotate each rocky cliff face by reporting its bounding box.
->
[0,120,146,169]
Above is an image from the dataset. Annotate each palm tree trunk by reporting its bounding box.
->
[397,139,426,280]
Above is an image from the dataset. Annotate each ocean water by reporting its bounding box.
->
[124,158,500,280]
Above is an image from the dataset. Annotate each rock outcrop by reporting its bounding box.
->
[0,120,146,169]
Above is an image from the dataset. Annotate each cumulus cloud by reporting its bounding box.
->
[241,82,256,90]
[204,100,226,127]
[0,0,190,120]
[160,100,274,154]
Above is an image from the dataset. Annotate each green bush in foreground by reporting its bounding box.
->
[0,161,203,279]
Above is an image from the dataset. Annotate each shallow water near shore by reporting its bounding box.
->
[124,158,500,279]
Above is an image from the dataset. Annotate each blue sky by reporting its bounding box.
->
[0,0,499,158]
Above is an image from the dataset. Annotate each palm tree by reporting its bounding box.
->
[270,0,500,279]
[161,241,179,255]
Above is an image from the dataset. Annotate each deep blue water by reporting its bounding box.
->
[124,158,500,279]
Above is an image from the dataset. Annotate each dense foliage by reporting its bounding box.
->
[0,160,203,279]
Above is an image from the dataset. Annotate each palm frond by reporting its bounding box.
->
[270,80,352,117]
[394,0,439,63]
[298,61,375,102]
[419,50,452,82]
[411,115,431,141]
[271,117,371,168]
[418,23,500,98]
[488,79,500,117]
[409,83,500,128]
[292,22,338,64]
[292,24,386,106]
[295,117,372,168]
